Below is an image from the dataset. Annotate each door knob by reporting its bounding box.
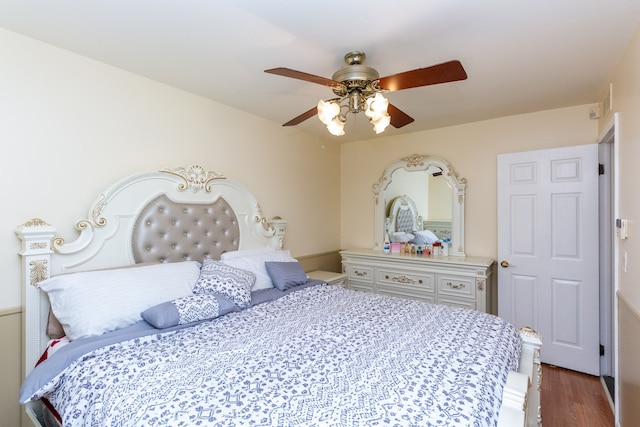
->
[500,260,512,268]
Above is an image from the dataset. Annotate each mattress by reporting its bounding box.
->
[21,283,521,426]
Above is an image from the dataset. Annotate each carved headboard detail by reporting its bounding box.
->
[15,165,286,376]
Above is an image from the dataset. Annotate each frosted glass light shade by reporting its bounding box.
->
[326,116,345,136]
[365,93,389,121]
[317,100,340,125]
[371,114,391,134]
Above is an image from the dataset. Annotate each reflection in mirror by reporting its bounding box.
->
[386,167,452,226]
[373,154,466,256]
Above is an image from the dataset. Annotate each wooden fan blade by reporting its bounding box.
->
[265,67,343,88]
[282,105,318,126]
[388,103,415,128]
[282,98,340,126]
[378,60,467,92]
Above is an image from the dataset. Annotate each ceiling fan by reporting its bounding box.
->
[264,51,467,136]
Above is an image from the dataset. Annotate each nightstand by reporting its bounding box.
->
[307,270,347,287]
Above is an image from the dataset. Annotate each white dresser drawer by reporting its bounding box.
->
[378,285,436,303]
[349,281,375,293]
[377,268,435,302]
[437,295,476,310]
[346,265,374,284]
[377,268,435,291]
[437,275,475,299]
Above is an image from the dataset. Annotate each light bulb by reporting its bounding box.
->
[365,93,389,120]
[371,114,391,134]
[317,100,340,125]
[326,116,345,136]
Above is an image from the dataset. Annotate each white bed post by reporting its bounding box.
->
[497,326,543,427]
[15,219,57,378]
[519,327,543,426]
[267,217,287,250]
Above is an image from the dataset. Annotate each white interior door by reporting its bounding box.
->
[497,144,600,375]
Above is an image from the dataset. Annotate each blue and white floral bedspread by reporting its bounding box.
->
[27,285,521,426]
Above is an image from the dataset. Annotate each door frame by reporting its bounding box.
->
[598,113,619,414]
[599,127,614,377]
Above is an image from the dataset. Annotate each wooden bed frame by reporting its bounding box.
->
[16,165,542,427]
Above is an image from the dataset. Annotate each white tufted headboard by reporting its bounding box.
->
[386,195,421,236]
[16,165,286,377]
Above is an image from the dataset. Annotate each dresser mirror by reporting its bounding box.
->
[373,154,466,256]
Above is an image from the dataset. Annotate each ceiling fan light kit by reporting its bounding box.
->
[365,93,391,134]
[265,51,467,136]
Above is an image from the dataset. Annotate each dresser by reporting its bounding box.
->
[340,248,496,314]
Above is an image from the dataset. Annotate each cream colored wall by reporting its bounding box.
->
[604,23,640,426]
[0,28,341,423]
[340,104,598,258]
[0,28,341,312]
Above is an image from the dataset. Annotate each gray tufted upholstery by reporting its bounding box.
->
[396,208,415,234]
[131,194,240,263]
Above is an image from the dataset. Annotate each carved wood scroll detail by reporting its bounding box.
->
[23,218,50,227]
[29,259,48,287]
[162,165,226,193]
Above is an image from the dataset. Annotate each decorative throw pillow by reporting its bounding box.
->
[265,261,308,291]
[142,294,236,328]
[193,259,255,308]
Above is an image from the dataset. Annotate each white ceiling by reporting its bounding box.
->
[1,1,639,142]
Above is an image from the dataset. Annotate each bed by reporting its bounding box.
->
[16,165,542,427]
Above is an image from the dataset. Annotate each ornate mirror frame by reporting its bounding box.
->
[373,154,466,256]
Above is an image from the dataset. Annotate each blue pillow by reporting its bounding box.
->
[142,293,236,328]
[265,261,308,291]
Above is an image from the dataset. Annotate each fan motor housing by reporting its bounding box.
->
[332,64,379,83]
[331,51,379,95]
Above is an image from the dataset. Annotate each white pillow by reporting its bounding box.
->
[39,261,201,340]
[220,247,275,260]
[412,229,439,246]
[222,250,297,291]
[392,232,415,243]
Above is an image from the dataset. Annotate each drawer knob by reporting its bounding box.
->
[447,282,465,289]
[353,270,367,277]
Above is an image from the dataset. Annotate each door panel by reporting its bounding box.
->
[498,144,599,375]
[552,278,580,345]
[551,194,580,258]
[511,195,536,255]
[511,274,537,328]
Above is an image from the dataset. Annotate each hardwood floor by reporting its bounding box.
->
[540,364,614,426]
